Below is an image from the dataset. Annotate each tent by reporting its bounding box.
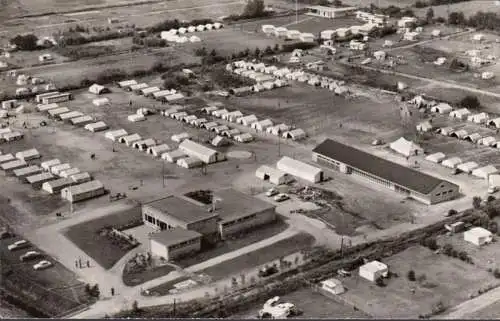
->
[431,103,453,114]
[85,121,108,132]
[251,119,274,131]
[201,106,218,114]
[222,128,240,138]
[282,128,307,140]
[161,149,188,163]
[489,174,500,188]
[442,157,462,169]
[41,159,61,171]
[276,156,323,183]
[425,152,446,163]
[472,165,498,180]
[70,115,93,126]
[234,133,254,143]
[480,136,497,147]
[88,84,109,95]
[119,133,142,146]
[213,109,229,118]
[118,80,137,88]
[457,161,479,173]
[449,108,471,120]
[238,115,258,126]
[256,165,294,185]
[179,139,225,163]
[450,129,468,139]
[172,112,188,120]
[15,148,40,161]
[192,118,207,127]
[489,118,500,128]
[203,122,218,130]
[133,138,156,151]
[148,144,171,157]
[183,115,197,123]
[416,121,433,132]
[128,114,146,122]
[464,133,482,143]
[467,112,489,124]
[177,156,203,169]
[224,111,243,122]
[60,111,84,121]
[436,126,454,136]
[389,137,424,157]
[93,98,110,106]
[267,123,290,136]
[213,125,229,134]
[171,132,191,143]
[211,135,230,147]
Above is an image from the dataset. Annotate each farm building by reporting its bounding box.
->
[120,133,142,146]
[425,152,446,163]
[61,180,105,203]
[141,87,161,97]
[468,112,489,124]
[2,99,17,109]
[70,172,92,184]
[313,139,460,205]
[177,156,203,169]
[48,107,70,117]
[129,83,149,93]
[416,121,433,132]
[26,172,55,189]
[36,103,59,112]
[306,5,356,18]
[105,129,128,141]
[2,131,23,142]
[320,278,345,295]
[450,129,468,139]
[41,93,72,104]
[256,165,294,185]
[179,139,225,164]
[359,260,388,282]
[480,136,497,146]
[277,156,323,183]
[41,159,60,171]
[42,178,74,194]
[282,128,307,140]
[60,168,80,178]
[1,160,27,173]
[389,137,424,157]
[442,157,462,169]
[234,133,254,143]
[464,227,493,246]
[14,165,43,182]
[211,136,230,147]
[238,115,258,126]
[457,161,479,173]
[161,148,187,162]
[93,98,110,106]
[171,132,191,143]
[449,108,471,120]
[15,148,40,161]
[252,119,274,132]
[88,84,109,95]
[118,80,137,88]
[472,165,498,180]
[51,163,71,176]
[59,111,84,121]
[149,228,202,261]
[465,133,482,143]
[148,144,171,157]
[133,138,156,151]
[431,103,453,114]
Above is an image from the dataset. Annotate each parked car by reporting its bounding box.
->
[265,188,279,197]
[20,251,41,262]
[274,193,290,202]
[7,240,29,251]
[33,260,52,271]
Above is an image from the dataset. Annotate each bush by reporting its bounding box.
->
[281,42,317,53]
[442,243,453,256]
[458,251,469,261]
[459,95,481,110]
[375,277,385,287]
[407,270,416,281]
[447,209,458,216]
[421,237,438,251]
[10,34,39,51]
[473,196,482,209]
[487,196,496,203]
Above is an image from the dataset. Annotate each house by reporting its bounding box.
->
[390,137,424,157]
[238,115,259,127]
[442,157,462,169]
[234,133,254,143]
[133,138,156,151]
[148,144,171,157]
[306,5,356,19]
[277,156,323,183]
[50,163,71,176]
[92,98,110,106]
[88,84,109,95]
[14,165,43,182]
[416,121,433,132]
[70,172,92,184]
[162,149,188,163]
[104,129,128,141]
[282,128,307,140]
[425,152,446,164]
[468,112,489,124]
[70,115,94,127]
[313,139,460,205]
[320,278,345,295]
[42,178,74,194]
[252,119,274,132]
[256,165,294,185]
[26,172,56,189]
[449,108,471,120]
[464,133,482,143]
[149,228,202,261]
[472,165,498,180]
[177,156,203,169]
[60,111,85,122]
[359,260,388,282]
[41,159,61,171]
[179,139,225,164]
[128,114,146,122]
[171,132,191,143]
[457,161,479,173]
[464,227,493,246]
[15,148,40,161]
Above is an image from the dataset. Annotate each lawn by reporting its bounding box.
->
[64,206,142,269]
[172,218,290,268]
[147,275,191,296]
[200,232,315,281]
[340,245,500,318]
[123,263,177,286]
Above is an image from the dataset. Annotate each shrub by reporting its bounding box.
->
[448,209,458,216]
[473,196,482,209]
[458,251,469,261]
[459,95,481,110]
[10,34,39,51]
[421,237,438,251]
[407,270,416,281]
[487,196,496,203]
[488,221,498,234]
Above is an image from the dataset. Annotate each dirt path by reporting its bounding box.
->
[436,286,500,319]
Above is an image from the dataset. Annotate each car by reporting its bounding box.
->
[7,240,29,251]
[274,193,290,202]
[20,251,41,262]
[488,186,498,194]
[265,188,279,197]
[33,260,52,271]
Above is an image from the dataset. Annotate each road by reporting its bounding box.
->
[436,285,500,319]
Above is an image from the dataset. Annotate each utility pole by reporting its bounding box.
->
[173,298,176,317]
[162,161,166,188]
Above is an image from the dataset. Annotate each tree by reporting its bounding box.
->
[264,45,274,55]
[473,196,482,209]
[426,7,435,22]
[442,243,453,256]
[10,34,39,51]
[447,209,458,216]
[448,11,466,25]
[422,237,438,251]
[458,251,469,261]
[488,221,498,233]
[407,270,416,281]
[494,268,500,278]
[254,47,261,57]
[242,0,265,18]
[487,206,499,219]
[459,95,481,110]
[273,43,280,52]
[132,300,140,312]
[487,196,496,203]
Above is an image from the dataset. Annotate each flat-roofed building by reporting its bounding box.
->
[149,228,202,261]
[306,5,356,19]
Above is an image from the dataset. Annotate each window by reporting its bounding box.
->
[436,193,441,196]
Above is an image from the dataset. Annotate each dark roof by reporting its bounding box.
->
[313,139,456,194]
[150,227,201,247]
[144,196,218,224]
[211,188,275,222]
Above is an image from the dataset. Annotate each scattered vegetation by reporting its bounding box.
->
[225,0,273,21]
[132,36,168,48]
[55,45,114,60]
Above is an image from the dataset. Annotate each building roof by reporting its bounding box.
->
[144,195,218,225]
[43,177,73,189]
[150,227,201,247]
[389,137,423,157]
[313,139,453,194]
[13,165,41,177]
[26,172,54,183]
[212,188,275,222]
[465,227,492,238]
[64,180,103,195]
[307,5,356,12]
[179,139,217,159]
[360,260,388,273]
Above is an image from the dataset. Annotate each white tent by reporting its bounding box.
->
[224,111,243,122]
[172,111,188,120]
[238,115,258,126]
[41,159,61,171]
[480,136,497,146]
[70,115,94,126]
[177,156,203,169]
[213,125,229,134]
[128,114,146,122]
[431,103,453,114]
[256,165,294,185]
[457,161,479,173]
[93,98,110,106]
[133,138,157,151]
[449,108,471,120]
[489,118,500,128]
[450,129,468,139]
[464,133,482,143]
[442,157,462,169]
[489,174,500,188]
[282,128,307,140]
[118,80,137,88]
[15,148,40,161]
[148,144,171,157]
[85,121,108,132]
[213,109,229,118]
[60,111,84,121]
[36,103,59,112]
[211,135,230,147]
[467,112,489,124]
[171,132,191,143]
[436,126,454,136]
[267,123,290,136]
[425,152,446,163]
[416,121,433,132]
[203,122,218,130]
[234,133,254,143]
[251,119,274,132]
[192,118,207,127]
[183,115,197,123]
[89,84,109,95]
[202,106,218,114]
[179,139,225,164]
[119,133,142,146]
[472,165,498,180]
[389,137,424,157]
[277,156,323,183]
[222,128,241,138]
[161,149,188,163]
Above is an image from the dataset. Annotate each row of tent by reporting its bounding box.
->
[0,127,24,144]
[433,125,500,148]
[36,102,96,126]
[424,151,498,180]
[162,22,223,35]
[261,25,315,43]
[117,80,185,103]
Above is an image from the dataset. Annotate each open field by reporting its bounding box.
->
[415,1,500,19]
[340,245,500,318]
[229,287,371,319]
[64,206,142,269]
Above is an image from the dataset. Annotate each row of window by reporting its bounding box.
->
[169,238,198,250]
[351,168,392,188]
[144,214,173,230]
[222,213,257,227]
[435,189,454,197]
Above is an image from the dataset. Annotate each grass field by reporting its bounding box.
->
[123,264,176,287]
[341,245,500,318]
[64,206,142,269]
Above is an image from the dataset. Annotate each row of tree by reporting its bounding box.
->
[448,10,500,32]
[415,0,471,8]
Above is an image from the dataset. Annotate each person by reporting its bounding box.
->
[87,260,90,268]
[111,287,115,296]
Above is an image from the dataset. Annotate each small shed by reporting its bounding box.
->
[425,152,446,164]
[359,260,388,282]
[442,157,462,169]
[148,144,171,157]
[472,165,498,180]
[464,227,493,246]
[171,132,191,143]
[457,161,479,173]
[105,129,128,141]
[161,149,188,163]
